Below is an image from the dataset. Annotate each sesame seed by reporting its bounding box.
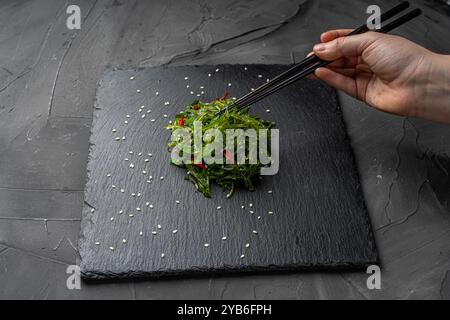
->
[131,193,136,197]
[109,246,115,251]
[257,216,261,219]
[222,236,227,241]
[112,129,117,133]
[139,231,143,236]
[268,211,274,215]
[160,176,164,180]
[175,200,180,204]
[252,230,258,235]
[129,214,134,217]
[164,101,170,105]
[215,68,219,72]
[115,137,120,141]
[149,204,154,208]
[122,239,127,244]
[138,109,143,113]
[245,243,250,248]
[161,253,165,258]
[208,73,212,77]
[146,180,152,183]
[267,190,273,194]
[155,91,159,96]
[90,208,95,213]
[249,203,253,208]
[228,83,232,87]
[145,202,150,206]
[251,88,255,91]
[136,89,141,93]
[130,76,135,80]
[148,153,153,157]
[125,158,129,161]
[122,136,126,140]
[240,254,245,259]
[152,231,157,235]
[201,91,205,95]
[120,189,124,193]
[151,119,155,122]
[258,74,262,78]
[129,163,135,168]
[244,67,248,70]
[144,159,149,162]
[190,91,194,94]
[157,224,161,229]
[106,173,111,177]
[196,94,200,97]
[186,85,190,88]
[172,229,178,234]
[137,193,141,197]
[204,243,209,247]
[249,210,254,214]
[163,114,168,118]
[119,210,123,214]
[136,207,141,211]
[184,76,189,80]
[147,110,151,113]
[110,217,114,221]
[95,242,100,245]
[124,121,128,124]
[266,78,270,82]
[126,115,130,118]
[266,109,271,113]
[241,205,245,209]
[141,114,145,118]
[112,185,116,188]
[217,206,222,210]
[142,170,147,174]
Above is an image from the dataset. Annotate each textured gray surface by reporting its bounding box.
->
[0,0,449,299]
[79,65,377,279]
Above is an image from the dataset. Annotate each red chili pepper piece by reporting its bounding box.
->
[224,149,235,164]
[179,117,185,126]
[194,163,206,170]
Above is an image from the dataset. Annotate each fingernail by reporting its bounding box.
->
[313,43,326,51]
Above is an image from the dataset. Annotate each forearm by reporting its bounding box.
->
[417,53,450,123]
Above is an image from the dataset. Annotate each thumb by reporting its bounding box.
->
[313,31,381,61]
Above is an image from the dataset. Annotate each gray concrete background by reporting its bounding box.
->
[0,0,449,299]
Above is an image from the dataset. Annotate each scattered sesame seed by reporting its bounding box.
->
[141,114,146,118]
[258,74,262,78]
[131,193,136,197]
[146,180,152,184]
[119,210,123,214]
[142,170,147,174]
[124,120,128,124]
[217,206,222,210]
[215,68,219,72]
[139,231,143,236]
[241,205,245,209]
[266,109,271,113]
[196,94,200,97]
[190,91,194,94]
[251,88,255,91]
[267,190,273,194]
[136,207,141,212]
[126,115,130,118]
[268,211,274,215]
[122,239,127,244]
[266,78,270,82]
[129,214,134,217]
[204,243,209,247]
[222,236,227,241]
[201,91,205,94]
[90,208,95,213]
[112,129,117,133]
[152,231,157,235]
[130,76,135,80]
[138,152,142,156]
[115,137,120,141]
[144,158,149,162]
[157,224,161,229]
[161,253,165,258]
[149,204,154,208]
[129,163,135,168]
[121,136,126,140]
[252,230,258,235]
[151,119,155,122]
[249,210,254,214]
[160,176,164,180]
[245,243,250,248]
[110,217,114,221]
[164,101,170,105]
[257,216,261,219]
[109,246,114,251]
[95,242,100,245]
[184,76,189,80]
[147,109,151,113]
[155,91,159,96]
[148,153,153,157]
[249,203,253,208]
[172,229,178,234]
[186,85,190,88]
[106,173,111,177]
[244,67,248,70]
[138,109,143,113]
[121,189,125,193]
[112,185,116,189]
[125,158,129,161]
[208,73,212,77]
[240,254,245,259]
[228,83,232,87]
[163,114,168,118]
[136,89,141,93]
[175,200,180,204]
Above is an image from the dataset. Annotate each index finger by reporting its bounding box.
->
[320,29,354,43]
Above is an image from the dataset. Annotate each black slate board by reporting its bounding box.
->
[79,65,378,280]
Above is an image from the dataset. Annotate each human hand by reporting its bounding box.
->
[312,30,450,124]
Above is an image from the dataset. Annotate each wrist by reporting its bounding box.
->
[415,53,450,123]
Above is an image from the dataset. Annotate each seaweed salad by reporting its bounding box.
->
[166,97,275,198]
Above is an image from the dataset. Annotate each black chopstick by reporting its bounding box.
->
[231,1,410,110]
[215,1,420,116]
[232,8,422,109]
